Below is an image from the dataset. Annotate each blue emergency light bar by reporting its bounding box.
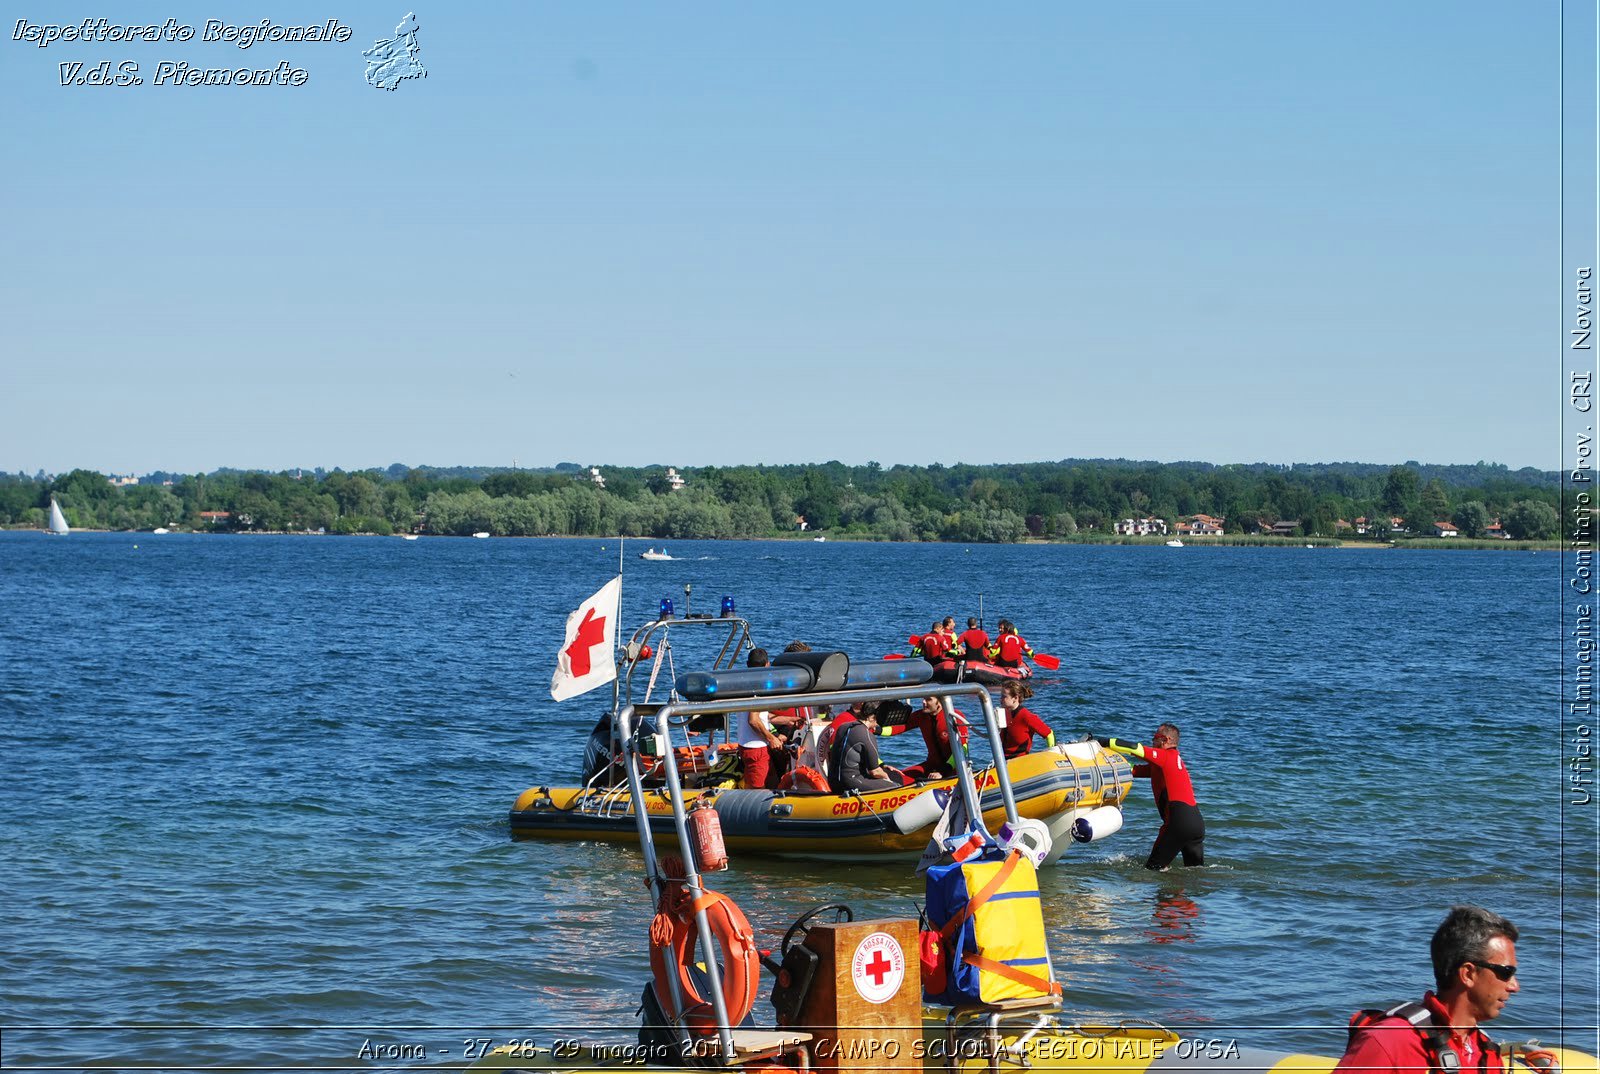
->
[844,658,935,688]
[659,598,674,619]
[720,595,736,617]
[675,665,815,700]
[674,654,936,701]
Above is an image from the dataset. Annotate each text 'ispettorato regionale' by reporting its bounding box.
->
[13,18,354,88]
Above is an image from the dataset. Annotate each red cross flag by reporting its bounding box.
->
[550,576,622,701]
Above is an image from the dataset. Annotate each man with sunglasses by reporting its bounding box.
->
[1337,905,1521,1074]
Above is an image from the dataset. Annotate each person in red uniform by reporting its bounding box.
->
[1337,906,1524,1074]
[1103,723,1205,869]
[878,694,969,783]
[915,620,952,663]
[956,617,989,662]
[989,619,1034,668]
[997,681,1054,758]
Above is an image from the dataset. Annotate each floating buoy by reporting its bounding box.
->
[891,787,950,834]
[1070,805,1123,843]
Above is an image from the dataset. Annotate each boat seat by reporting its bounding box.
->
[694,1028,812,1068]
[945,995,1063,1073]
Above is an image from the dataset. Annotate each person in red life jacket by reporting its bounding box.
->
[827,701,902,793]
[877,694,970,783]
[916,619,952,663]
[988,619,1034,668]
[1336,905,1523,1074]
[955,617,989,662]
[997,681,1054,758]
[1103,723,1205,869]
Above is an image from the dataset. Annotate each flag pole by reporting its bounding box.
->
[613,535,626,715]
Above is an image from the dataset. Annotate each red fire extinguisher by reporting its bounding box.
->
[690,797,728,872]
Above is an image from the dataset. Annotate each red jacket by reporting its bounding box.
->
[993,633,1031,665]
[919,632,952,662]
[1337,992,1504,1074]
[882,705,969,762]
[957,628,989,658]
[1000,706,1051,758]
[1131,744,1198,818]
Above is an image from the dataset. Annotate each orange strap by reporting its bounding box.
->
[962,953,1063,996]
[689,892,719,916]
[940,849,1022,941]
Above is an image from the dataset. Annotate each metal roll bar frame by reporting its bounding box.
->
[617,677,1020,1065]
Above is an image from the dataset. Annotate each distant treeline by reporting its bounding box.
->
[0,459,1564,541]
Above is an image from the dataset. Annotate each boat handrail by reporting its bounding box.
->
[616,676,1023,1060]
[617,615,753,706]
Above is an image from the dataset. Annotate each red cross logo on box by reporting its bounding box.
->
[851,931,906,1004]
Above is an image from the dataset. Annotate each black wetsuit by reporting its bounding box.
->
[829,722,899,794]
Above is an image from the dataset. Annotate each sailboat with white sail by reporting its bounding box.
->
[47,498,70,535]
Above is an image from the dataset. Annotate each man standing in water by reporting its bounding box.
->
[1102,723,1204,870]
[1337,906,1522,1074]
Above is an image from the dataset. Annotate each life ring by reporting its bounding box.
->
[647,884,759,1031]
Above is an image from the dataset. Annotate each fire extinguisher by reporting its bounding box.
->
[690,797,728,872]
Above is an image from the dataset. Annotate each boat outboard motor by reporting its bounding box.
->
[582,712,657,787]
[579,714,616,785]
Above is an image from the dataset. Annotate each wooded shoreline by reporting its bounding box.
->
[4,459,1564,544]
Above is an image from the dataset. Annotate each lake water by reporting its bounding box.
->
[2,533,1592,1069]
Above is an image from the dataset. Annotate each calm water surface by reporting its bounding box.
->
[1,535,1591,1068]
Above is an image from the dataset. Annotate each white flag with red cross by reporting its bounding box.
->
[550,576,622,701]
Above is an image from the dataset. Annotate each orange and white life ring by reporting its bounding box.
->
[647,883,759,1032]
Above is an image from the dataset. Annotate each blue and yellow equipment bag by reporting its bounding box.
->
[922,848,1061,1006]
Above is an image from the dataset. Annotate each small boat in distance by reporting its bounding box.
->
[47,498,69,536]
[472,531,491,539]
[400,533,419,541]
[152,527,170,535]
[640,547,673,561]
[813,535,826,542]
[1165,539,1183,547]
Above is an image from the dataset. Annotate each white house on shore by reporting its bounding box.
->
[1114,516,1168,536]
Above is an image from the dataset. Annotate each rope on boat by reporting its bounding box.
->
[644,639,669,704]
[851,790,892,830]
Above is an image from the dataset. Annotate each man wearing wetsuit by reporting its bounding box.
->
[1104,723,1205,870]
[828,702,901,793]
[989,620,1034,668]
[956,618,989,662]
[878,695,969,783]
[917,620,953,663]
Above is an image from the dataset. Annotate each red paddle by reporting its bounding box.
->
[1032,653,1061,670]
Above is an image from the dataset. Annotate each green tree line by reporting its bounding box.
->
[0,460,1564,542]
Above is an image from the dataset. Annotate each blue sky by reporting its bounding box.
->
[0,3,1567,474]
